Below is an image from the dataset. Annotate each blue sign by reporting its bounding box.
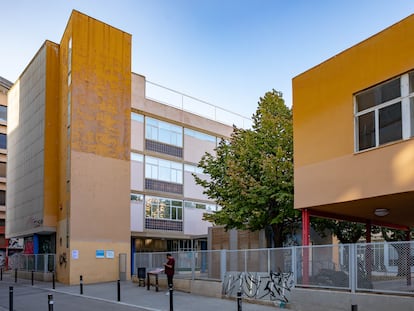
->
[96,250,105,258]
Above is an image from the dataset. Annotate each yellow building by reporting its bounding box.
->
[293,14,414,243]
[6,11,234,284]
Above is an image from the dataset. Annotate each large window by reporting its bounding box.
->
[0,190,5,205]
[145,196,183,220]
[145,117,183,147]
[184,200,217,212]
[145,156,182,184]
[355,72,414,151]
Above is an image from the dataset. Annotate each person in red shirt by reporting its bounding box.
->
[164,253,175,289]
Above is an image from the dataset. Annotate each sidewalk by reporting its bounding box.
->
[0,273,282,310]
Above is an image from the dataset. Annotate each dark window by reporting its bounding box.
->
[0,134,6,149]
[0,190,5,205]
[0,162,6,178]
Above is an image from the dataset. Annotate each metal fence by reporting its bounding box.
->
[135,241,414,297]
[8,254,55,273]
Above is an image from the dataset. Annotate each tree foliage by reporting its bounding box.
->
[194,90,299,247]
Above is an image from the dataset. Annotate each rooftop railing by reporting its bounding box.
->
[146,81,252,129]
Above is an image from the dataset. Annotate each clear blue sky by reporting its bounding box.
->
[1,0,414,119]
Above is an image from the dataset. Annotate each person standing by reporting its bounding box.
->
[164,253,175,289]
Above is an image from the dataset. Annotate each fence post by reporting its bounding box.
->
[80,275,83,295]
[267,249,271,274]
[48,294,54,311]
[237,291,242,311]
[9,286,13,311]
[191,251,195,281]
[220,250,227,281]
[117,280,121,301]
[291,246,297,285]
[169,285,174,311]
[349,244,356,293]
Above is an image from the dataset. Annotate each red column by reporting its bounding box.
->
[302,209,310,284]
[302,209,310,246]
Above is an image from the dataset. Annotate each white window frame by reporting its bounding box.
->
[355,72,414,152]
[145,156,183,184]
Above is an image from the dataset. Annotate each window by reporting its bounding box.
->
[0,134,6,149]
[355,72,414,151]
[0,106,7,122]
[0,190,5,205]
[184,201,217,211]
[145,117,183,147]
[184,164,204,174]
[131,112,144,122]
[0,162,6,178]
[145,156,182,184]
[131,152,143,162]
[145,196,183,220]
[184,128,216,143]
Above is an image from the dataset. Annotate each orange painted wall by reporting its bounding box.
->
[293,14,414,209]
[56,10,132,284]
[43,41,60,227]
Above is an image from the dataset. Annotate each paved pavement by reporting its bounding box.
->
[0,272,281,310]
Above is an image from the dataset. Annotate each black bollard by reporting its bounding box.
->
[9,286,13,311]
[52,272,55,289]
[117,280,121,302]
[169,286,173,311]
[237,291,242,311]
[31,270,34,286]
[48,294,54,311]
[351,305,358,311]
[14,268,17,283]
[80,275,83,295]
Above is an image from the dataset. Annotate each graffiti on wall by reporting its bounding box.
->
[222,271,294,303]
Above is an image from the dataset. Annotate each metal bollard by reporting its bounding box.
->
[117,280,121,302]
[351,305,358,311]
[14,268,17,283]
[32,270,34,286]
[169,286,173,311]
[52,272,55,289]
[9,286,13,311]
[1,267,2,281]
[237,291,242,311]
[80,275,83,295]
[48,293,54,311]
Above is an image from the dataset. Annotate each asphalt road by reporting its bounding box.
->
[0,282,151,311]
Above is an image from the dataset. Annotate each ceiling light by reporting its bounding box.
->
[374,208,389,217]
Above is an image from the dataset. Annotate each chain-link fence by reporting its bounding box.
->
[135,241,414,296]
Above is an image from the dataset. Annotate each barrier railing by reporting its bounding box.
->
[146,81,252,129]
[135,241,414,298]
[8,253,55,272]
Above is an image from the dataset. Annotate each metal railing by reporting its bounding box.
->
[135,241,414,298]
[146,81,252,129]
[8,253,55,272]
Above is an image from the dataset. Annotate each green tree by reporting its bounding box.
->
[195,90,299,247]
[312,219,367,244]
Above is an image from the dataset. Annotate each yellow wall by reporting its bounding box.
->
[293,14,414,224]
[43,42,60,228]
[56,10,132,284]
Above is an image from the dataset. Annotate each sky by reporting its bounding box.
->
[1,0,414,121]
